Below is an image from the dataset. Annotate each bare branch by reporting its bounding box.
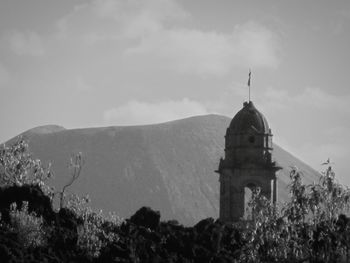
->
[59,152,84,209]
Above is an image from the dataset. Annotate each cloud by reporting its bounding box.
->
[75,76,93,92]
[103,98,208,125]
[0,63,10,88]
[8,31,45,56]
[259,86,350,115]
[294,87,350,114]
[232,22,281,68]
[91,0,188,38]
[125,21,281,76]
[55,0,188,40]
[92,0,186,21]
[53,0,281,76]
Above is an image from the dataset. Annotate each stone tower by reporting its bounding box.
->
[217,101,281,222]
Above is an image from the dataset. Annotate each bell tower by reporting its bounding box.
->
[217,101,281,222]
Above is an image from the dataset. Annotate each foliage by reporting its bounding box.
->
[242,165,350,263]
[65,193,121,258]
[2,139,350,262]
[0,138,54,199]
[313,165,350,223]
[77,209,121,258]
[9,201,47,248]
[0,139,123,259]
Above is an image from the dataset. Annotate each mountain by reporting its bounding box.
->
[6,115,320,225]
[25,125,66,134]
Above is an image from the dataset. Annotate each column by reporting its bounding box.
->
[273,179,277,204]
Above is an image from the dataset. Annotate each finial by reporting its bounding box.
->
[247,69,252,102]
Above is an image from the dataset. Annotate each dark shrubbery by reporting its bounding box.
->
[99,208,243,263]
[129,206,160,230]
[1,177,350,262]
[96,166,350,263]
[0,184,54,223]
[1,139,350,262]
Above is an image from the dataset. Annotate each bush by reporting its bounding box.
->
[9,201,47,248]
[0,184,55,224]
[241,165,350,263]
[66,193,122,258]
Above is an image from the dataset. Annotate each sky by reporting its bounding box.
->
[0,0,349,184]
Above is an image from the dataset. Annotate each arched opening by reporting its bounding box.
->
[244,182,258,220]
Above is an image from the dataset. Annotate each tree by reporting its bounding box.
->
[58,152,84,210]
[0,138,54,198]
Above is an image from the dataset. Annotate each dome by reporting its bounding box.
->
[229,101,270,134]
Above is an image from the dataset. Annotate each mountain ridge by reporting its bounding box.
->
[5,114,320,225]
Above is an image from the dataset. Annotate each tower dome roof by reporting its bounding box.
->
[229,101,270,134]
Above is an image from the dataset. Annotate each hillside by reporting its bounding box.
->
[6,115,320,225]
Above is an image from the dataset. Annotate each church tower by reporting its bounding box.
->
[217,101,281,222]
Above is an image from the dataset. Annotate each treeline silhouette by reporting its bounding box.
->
[1,139,350,262]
